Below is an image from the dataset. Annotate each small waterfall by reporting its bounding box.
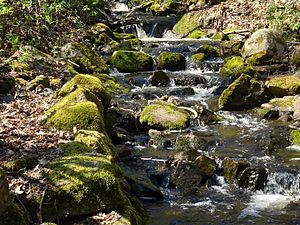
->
[134,24,148,39]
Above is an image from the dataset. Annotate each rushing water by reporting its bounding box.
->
[110,3,300,224]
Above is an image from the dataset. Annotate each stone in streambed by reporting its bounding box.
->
[58,74,111,108]
[265,75,300,98]
[218,74,272,110]
[110,50,153,73]
[139,101,190,130]
[149,71,170,87]
[157,52,186,71]
[222,158,250,183]
[219,56,255,79]
[218,40,244,58]
[194,155,217,177]
[196,45,218,58]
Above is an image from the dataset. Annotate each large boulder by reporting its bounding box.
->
[218,74,272,110]
[193,155,217,177]
[242,29,287,65]
[58,74,111,108]
[219,56,255,79]
[196,45,218,58]
[157,52,186,71]
[265,75,300,98]
[110,50,153,73]
[61,42,109,75]
[139,101,190,130]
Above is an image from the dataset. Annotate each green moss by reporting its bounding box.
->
[269,96,296,109]
[15,78,28,86]
[219,56,255,79]
[50,78,62,88]
[140,101,190,130]
[194,155,217,177]
[0,75,15,95]
[1,203,26,225]
[74,130,116,158]
[91,73,128,94]
[211,32,229,41]
[246,50,268,66]
[58,74,111,108]
[191,53,206,62]
[110,50,153,73]
[266,76,300,97]
[158,52,186,71]
[196,45,218,58]
[148,0,180,15]
[173,12,201,35]
[1,157,38,173]
[218,40,244,58]
[62,42,109,75]
[187,29,206,39]
[59,141,95,156]
[49,87,104,116]
[27,75,50,91]
[41,153,126,220]
[113,32,143,48]
[290,130,300,146]
[45,101,106,133]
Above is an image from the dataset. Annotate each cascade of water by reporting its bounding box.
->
[134,24,148,39]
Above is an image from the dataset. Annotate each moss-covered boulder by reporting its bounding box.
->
[242,29,287,65]
[40,153,127,221]
[222,158,250,183]
[140,101,190,130]
[187,29,207,39]
[157,52,185,71]
[26,75,50,91]
[193,155,217,177]
[58,74,111,108]
[0,74,15,95]
[113,32,143,49]
[149,70,170,86]
[196,45,218,58]
[147,0,181,16]
[49,87,104,116]
[74,130,116,158]
[191,53,206,62]
[219,56,255,79]
[292,45,300,69]
[110,50,153,73]
[290,130,300,146]
[91,73,128,95]
[45,101,106,132]
[61,42,109,75]
[218,40,244,58]
[218,74,272,110]
[265,75,300,98]
[0,168,9,215]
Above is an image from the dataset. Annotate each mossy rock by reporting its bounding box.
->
[187,29,207,39]
[196,45,218,58]
[219,56,255,79]
[290,130,300,146]
[45,101,106,133]
[110,50,153,73]
[61,42,109,75]
[91,73,128,94]
[40,153,127,221]
[218,74,272,110]
[1,157,38,173]
[148,0,181,15]
[242,29,287,65]
[48,87,104,116]
[58,74,111,108]
[265,76,300,98]
[191,53,206,62]
[59,141,96,156]
[157,52,185,71]
[27,75,50,91]
[74,130,116,158]
[262,96,296,111]
[291,45,300,69]
[1,203,26,225]
[222,158,250,183]
[173,12,202,36]
[50,78,62,89]
[0,168,10,215]
[140,101,190,130]
[113,32,143,48]
[193,155,217,177]
[218,40,244,58]
[0,74,15,95]
[15,78,28,86]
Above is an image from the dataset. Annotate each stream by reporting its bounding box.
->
[109,2,300,224]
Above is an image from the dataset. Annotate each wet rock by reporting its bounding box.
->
[26,75,50,91]
[175,134,208,152]
[174,75,206,86]
[167,87,195,96]
[110,50,153,73]
[265,75,300,98]
[219,56,255,79]
[191,53,206,62]
[266,127,290,152]
[58,74,111,108]
[140,101,190,130]
[149,71,170,87]
[242,29,287,65]
[157,52,186,71]
[218,74,272,110]
[0,74,15,96]
[222,158,250,183]
[218,40,244,58]
[196,44,218,58]
[125,174,163,201]
[193,155,217,177]
[131,87,164,100]
[237,167,268,191]
[61,42,109,75]
[291,45,300,69]
[169,160,204,190]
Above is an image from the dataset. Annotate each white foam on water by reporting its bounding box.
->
[286,145,300,151]
[112,2,130,12]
